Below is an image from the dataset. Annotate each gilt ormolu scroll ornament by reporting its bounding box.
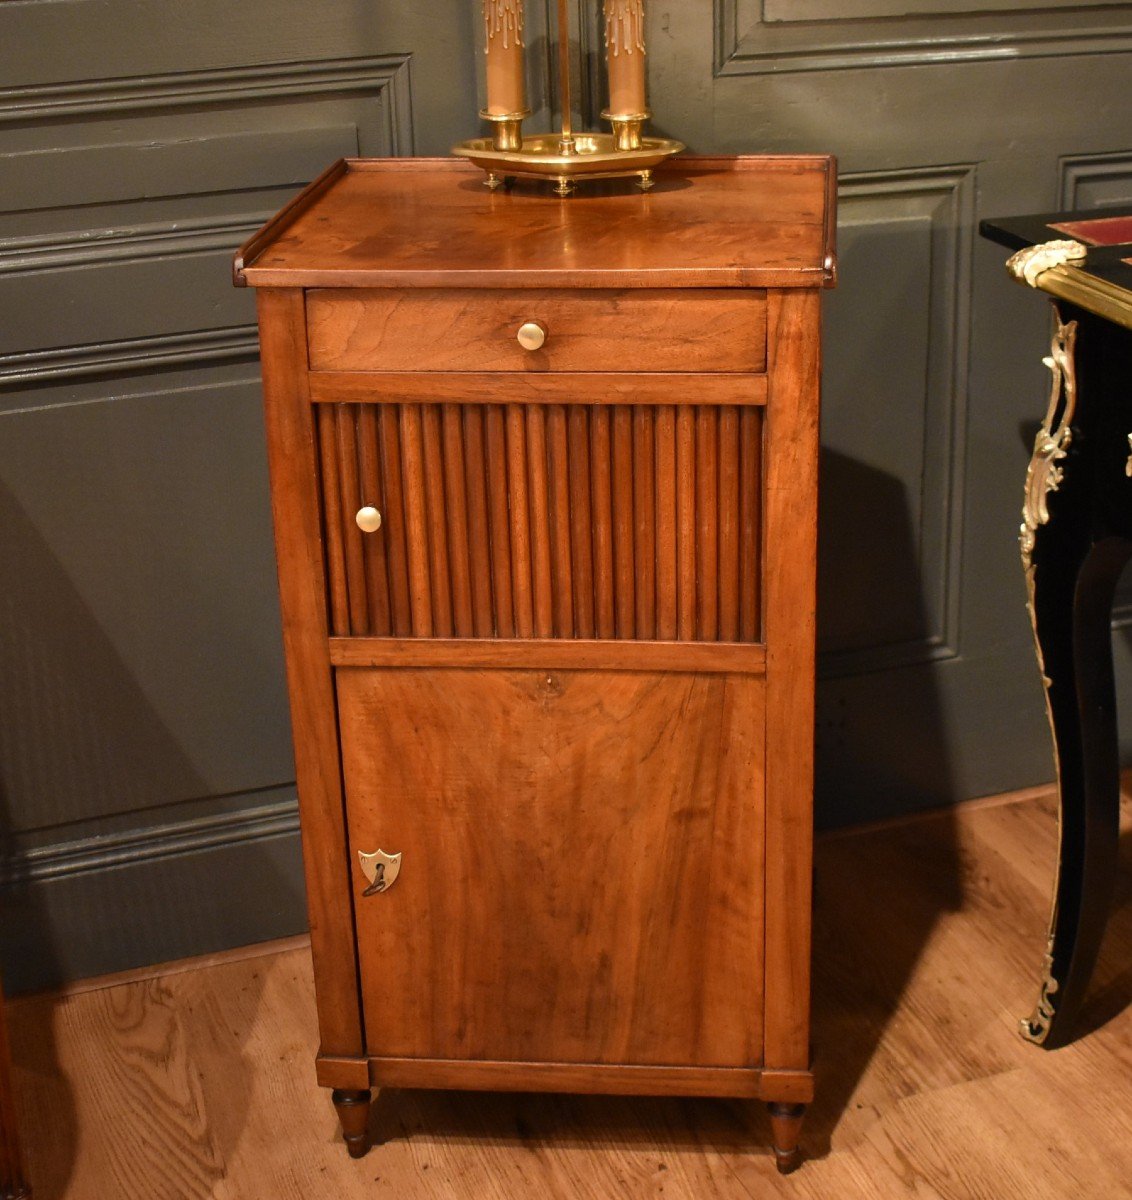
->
[1020,314,1078,572]
[1021,935,1060,1044]
[1006,239,1088,289]
[1017,310,1078,1044]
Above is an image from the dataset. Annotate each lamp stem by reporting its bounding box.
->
[556,0,575,151]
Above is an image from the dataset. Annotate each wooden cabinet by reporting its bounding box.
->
[235,155,835,1173]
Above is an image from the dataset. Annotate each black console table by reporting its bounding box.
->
[982,210,1132,1049]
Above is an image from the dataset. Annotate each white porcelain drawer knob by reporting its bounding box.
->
[517,320,547,351]
[355,506,382,533]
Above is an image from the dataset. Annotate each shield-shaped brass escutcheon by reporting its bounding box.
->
[359,849,402,896]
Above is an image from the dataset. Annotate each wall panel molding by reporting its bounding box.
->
[0,56,414,384]
[0,0,488,988]
[818,164,975,678]
[0,215,264,274]
[1059,149,1132,210]
[1,789,298,885]
[0,218,267,384]
[716,1,1132,76]
[0,54,413,152]
[0,799,305,992]
[0,326,260,387]
[0,370,290,823]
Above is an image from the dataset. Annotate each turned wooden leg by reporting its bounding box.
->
[332,1088,373,1159]
[768,1102,806,1174]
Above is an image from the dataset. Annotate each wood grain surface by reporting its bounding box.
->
[307,370,769,407]
[306,288,767,374]
[9,785,1130,1199]
[235,156,837,291]
[337,668,765,1068]
[364,1058,765,1097]
[247,157,827,1169]
[326,637,765,673]
[762,289,821,1075]
[254,289,364,1059]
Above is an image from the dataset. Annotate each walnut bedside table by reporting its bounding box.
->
[234,155,836,1172]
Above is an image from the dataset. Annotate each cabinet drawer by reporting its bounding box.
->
[315,401,763,643]
[339,666,765,1067]
[306,288,767,374]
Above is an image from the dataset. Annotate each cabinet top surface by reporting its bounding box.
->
[234,155,837,291]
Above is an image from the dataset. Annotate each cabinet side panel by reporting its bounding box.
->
[339,667,765,1069]
[763,288,821,1071]
[256,288,364,1057]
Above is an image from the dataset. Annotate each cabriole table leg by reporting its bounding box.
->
[1019,304,1127,1048]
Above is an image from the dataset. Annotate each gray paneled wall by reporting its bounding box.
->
[648,0,1132,823]
[2,0,1131,985]
[0,0,473,989]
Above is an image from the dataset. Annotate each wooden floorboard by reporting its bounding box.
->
[7,784,1131,1199]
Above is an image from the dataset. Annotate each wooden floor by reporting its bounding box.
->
[7,784,1131,1200]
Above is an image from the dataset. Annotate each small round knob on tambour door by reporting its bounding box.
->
[517,320,547,351]
[355,506,382,533]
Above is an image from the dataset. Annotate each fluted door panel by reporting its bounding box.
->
[316,401,763,643]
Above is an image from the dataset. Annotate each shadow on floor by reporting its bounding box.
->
[1073,816,1132,1040]
[0,474,283,1196]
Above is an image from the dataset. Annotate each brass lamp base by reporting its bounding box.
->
[452,132,684,195]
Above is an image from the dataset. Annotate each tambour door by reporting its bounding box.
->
[337,665,766,1067]
[313,399,765,643]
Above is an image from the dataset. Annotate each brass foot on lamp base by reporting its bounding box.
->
[637,170,654,192]
[554,176,575,197]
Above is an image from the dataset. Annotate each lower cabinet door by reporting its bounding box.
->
[337,666,766,1068]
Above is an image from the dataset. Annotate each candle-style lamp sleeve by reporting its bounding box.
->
[484,0,527,115]
[604,0,647,118]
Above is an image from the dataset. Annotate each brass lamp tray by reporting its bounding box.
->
[453,132,684,187]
